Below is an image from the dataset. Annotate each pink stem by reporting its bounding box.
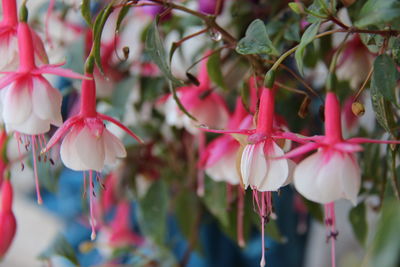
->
[237,186,245,247]
[17,23,36,72]
[197,132,206,197]
[89,170,96,240]
[1,0,18,26]
[31,136,43,205]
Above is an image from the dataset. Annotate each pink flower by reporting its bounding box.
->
[285,92,400,204]
[0,23,86,135]
[0,0,48,71]
[0,179,17,260]
[200,98,252,185]
[43,74,142,240]
[162,56,229,134]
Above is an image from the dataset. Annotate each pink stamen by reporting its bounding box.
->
[197,132,206,196]
[260,192,266,267]
[89,170,96,240]
[237,186,245,247]
[324,202,337,267]
[31,136,43,205]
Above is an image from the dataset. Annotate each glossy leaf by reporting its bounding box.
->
[356,0,400,28]
[236,19,279,56]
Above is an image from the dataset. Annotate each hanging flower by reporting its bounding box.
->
[0,22,86,135]
[0,179,17,260]
[0,0,48,71]
[161,54,229,134]
[42,74,142,240]
[200,98,252,185]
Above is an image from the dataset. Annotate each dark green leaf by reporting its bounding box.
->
[81,0,92,27]
[372,55,399,102]
[39,234,79,266]
[137,180,169,245]
[295,21,321,75]
[207,51,227,91]
[349,202,368,246]
[355,0,400,28]
[370,68,397,134]
[236,19,279,56]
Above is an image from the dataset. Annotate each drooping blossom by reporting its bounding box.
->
[161,55,229,135]
[0,22,88,204]
[0,179,16,260]
[199,98,252,185]
[283,92,400,267]
[336,34,374,89]
[43,74,142,240]
[0,0,48,71]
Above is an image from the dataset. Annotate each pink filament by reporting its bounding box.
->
[260,192,266,267]
[325,202,337,267]
[237,186,245,247]
[89,170,96,240]
[31,136,43,205]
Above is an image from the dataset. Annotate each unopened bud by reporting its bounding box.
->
[351,101,365,117]
[122,46,129,60]
[264,69,275,88]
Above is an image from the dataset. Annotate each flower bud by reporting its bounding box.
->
[351,101,365,117]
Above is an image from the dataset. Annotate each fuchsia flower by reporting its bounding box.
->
[0,179,16,260]
[0,22,86,135]
[0,0,47,71]
[43,74,142,240]
[161,55,229,134]
[286,92,399,205]
[199,98,252,185]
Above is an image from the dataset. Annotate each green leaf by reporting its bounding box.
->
[355,0,400,28]
[372,55,399,103]
[366,199,400,267]
[236,19,279,56]
[137,180,169,245]
[370,66,397,134]
[145,19,182,87]
[207,51,227,91]
[39,234,79,266]
[115,4,131,33]
[288,2,304,14]
[81,0,92,27]
[295,21,321,75]
[349,202,368,246]
[202,177,228,227]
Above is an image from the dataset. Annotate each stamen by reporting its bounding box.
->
[31,136,43,205]
[89,170,96,240]
[324,202,337,267]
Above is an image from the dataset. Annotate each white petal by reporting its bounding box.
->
[7,113,50,135]
[294,151,325,203]
[340,154,361,205]
[244,142,268,191]
[3,81,31,124]
[74,126,105,172]
[258,142,289,191]
[206,148,240,185]
[32,77,62,125]
[240,144,256,189]
[103,129,127,165]
[61,128,88,171]
[283,159,296,186]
